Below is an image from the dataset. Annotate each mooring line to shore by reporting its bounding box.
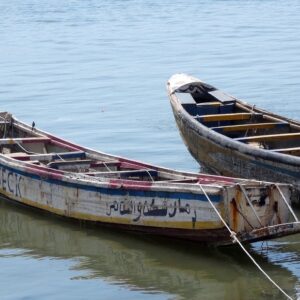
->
[197,183,294,300]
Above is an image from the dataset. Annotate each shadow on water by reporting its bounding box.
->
[0,197,299,300]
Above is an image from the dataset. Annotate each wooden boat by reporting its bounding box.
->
[0,111,300,246]
[167,73,300,203]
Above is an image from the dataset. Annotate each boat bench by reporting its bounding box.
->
[83,169,158,180]
[270,147,300,154]
[7,151,86,162]
[48,159,93,169]
[0,121,10,125]
[0,137,51,145]
[235,132,300,143]
[197,112,262,122]
[211,122,289,133]
[90,161,121,168]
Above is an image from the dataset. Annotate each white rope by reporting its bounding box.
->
[15,141,36,154]
[197,183,294,300]
[56,153,66,162]
[102,162,112,172]
[145,170,154,182]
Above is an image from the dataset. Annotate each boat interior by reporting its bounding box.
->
[176,86,300,156]
[0,112,231,185]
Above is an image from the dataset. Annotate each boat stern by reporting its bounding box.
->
[223,183,300,243]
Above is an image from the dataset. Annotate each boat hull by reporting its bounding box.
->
[167,75,300,204]
[0,159,237,245]
[1,157,299,246]
[173,109,300,186]
[1,111,300,246]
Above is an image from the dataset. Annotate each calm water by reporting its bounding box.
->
[1,0,300,299]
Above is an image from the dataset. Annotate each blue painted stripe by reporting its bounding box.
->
[0,163,221,202]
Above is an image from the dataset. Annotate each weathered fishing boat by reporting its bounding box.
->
[0,111,300,246]
[167,73,300,203]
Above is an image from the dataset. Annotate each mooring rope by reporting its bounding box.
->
[102,161,112,172]
[197,183,294,300]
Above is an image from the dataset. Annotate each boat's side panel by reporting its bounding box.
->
[0,159,234,244]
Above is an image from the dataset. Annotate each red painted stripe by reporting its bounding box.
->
[198,174,235,183]
[24,165,64,180]
[24,163,65,175]
[8,155,30,161]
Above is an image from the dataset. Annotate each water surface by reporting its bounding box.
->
[0,0,300,299]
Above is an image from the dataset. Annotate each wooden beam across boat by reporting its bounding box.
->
[197,113,262,123]
[0,121,10,125]
[7,151,86,162]
[0,137,51,145]
[197,101,222,107]
[48,159,94,168]
[235,132,300,143]
[83,169,158,178]
[211,122,289,133]
[270,147,300,154]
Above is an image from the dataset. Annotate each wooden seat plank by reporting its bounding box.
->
[197,101,222,107]
[211,122,288,133]
[14,151,86,162]
[235,132,300,143]
[270,147,300,154]
[198,113,261,122]
[0,121,10,125]
[0,137,51,145]
[48,159,93,168]
[83,169,157,178]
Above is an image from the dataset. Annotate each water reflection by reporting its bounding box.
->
[0,197,298,300]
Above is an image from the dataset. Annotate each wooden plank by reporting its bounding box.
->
[235,132,300,143]
[211,122,288,133]
[7,151,86,162]
[83,169,158,178]
[48,159,93,168]
[0,137,51,145]
[197,101,222,107]
[198,113,261,122]
[270,147,300,154]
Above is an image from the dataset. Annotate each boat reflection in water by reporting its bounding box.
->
[0,197,299,300]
